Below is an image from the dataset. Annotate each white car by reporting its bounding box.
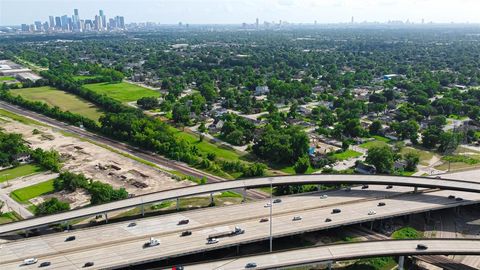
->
[24,258,38,265]
[207,238,219,244]
[264,203,271,208]
[368,210,377,215]
[320,195,328,199]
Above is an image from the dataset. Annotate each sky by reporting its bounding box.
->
[1,0,480,26]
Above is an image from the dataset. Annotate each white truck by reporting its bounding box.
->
[144,237,160,248]
[207,226,245,240]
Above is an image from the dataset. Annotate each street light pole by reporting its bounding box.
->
[269,178,273,253]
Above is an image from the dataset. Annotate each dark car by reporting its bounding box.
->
[181,230,192,237]
[416,244,428,250]
[128,222,137,227]
[245,262,257,268]
[172,266,184,270]
[273,198,282,203]
[325,218,332,222]
[378,202,386,207]
[39,262,51,267]
[84,262,94,267]
[332,208,341,214]
[65,236,76,242]
[344,187,352,192]
[455,197,463,201]
[386,185,393,189]
[260,218,269,223]
[178,219,189,225]
[448,195,456,199]
[362,184,369,189]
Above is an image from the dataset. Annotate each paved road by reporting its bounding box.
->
[1,173,480,235]
[1,188,479,269]
[184,239,480,270]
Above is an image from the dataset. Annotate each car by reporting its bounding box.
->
[260,218,269,223]
[368,210,377,215]
[39,262,51,267]
[181,230,192,237]
[325,218,332,222]
[292,216,302,221]
[84,262,94,267]
[332,208,341,214]
[344,187,352,192]
[207,238,219,244]
[362,184,369,189]
[456,197,464,201]
[178,219,189,225]
[386,185,393,189]
[245,262,258,268]
[273,198,282,203]
[128,222,137,227]
[65,236,76,242]
[416,244,428,250]
[320,195,328,199]
[144,237,160,248]
[172,266,184,270]
[448,195,456,199]
[24,258,38,265]
[378,202,386,207]
[435,176,442,179]
[264,203,272,208]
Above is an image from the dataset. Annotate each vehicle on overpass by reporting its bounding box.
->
[208,226,245,240]
[23,258,37,265]
[144,237,160,248]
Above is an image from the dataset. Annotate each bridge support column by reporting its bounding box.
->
[327,262,332,270]
[242,188,247,203]
[414,186,418,193]
[176,198,180,211]
[317,184,322,191]
[236,244,240,255]
[141,203,145,217]
[104,212,108,223]
[25,230,29,237]
[370,221,374,230]
[398,255,404,270]
[210,193,214,206]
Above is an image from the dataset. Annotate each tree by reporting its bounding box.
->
[31,148,61,172]
[89,181,128,205]
[172,103,190,125]
[137,97,159,110]
[35,198,70,216]
[438,132,461,154]
[369,120,383,135]
[421,127,441,149]
[54,172,88,192]
[365,146,394,174]
[404,152,420,172]
[294,155,310,174]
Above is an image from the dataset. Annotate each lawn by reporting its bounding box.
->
[331,150,362,161]
[83,82,160,103]
[0,108,46,126]
[10,179,55,203]
[0,76,16,81]
[0,212,20,224]
[359,140,389,150]
[400,147,435,166]
[11,86,104,121]
[170,126,244,161]
[392,227,423,239]
[0,164,44,183]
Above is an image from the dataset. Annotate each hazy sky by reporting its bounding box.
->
[1,0,480,26]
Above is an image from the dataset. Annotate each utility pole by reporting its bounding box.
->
[269,178,273,252]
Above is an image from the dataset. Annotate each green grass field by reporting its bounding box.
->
[0,76,16,81]
[10,179,55,203]
[360,140,389,150]
[0,212,20,224]
[11,86,104,121]
[331,150,362,161]
[83,82,160,103]
[0,164,44,183]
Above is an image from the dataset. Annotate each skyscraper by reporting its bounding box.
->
[55,16,61,29]
[256,18,259,28]
[99,10,106,30]
[61,15,69,30]
[49,16,55,30]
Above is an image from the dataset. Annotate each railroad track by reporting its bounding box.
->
[0,101,268,200]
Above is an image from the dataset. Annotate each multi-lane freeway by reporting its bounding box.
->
[185,239,480,270]
[2,173,480,235]
[1,186,479,270]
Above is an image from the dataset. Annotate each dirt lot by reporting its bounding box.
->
[0,115,193,208]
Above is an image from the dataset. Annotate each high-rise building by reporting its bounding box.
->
[351,16,354,24]
[21,24,29,32]
[55,16,61,29]
[256,18,259,28]
[72,9,81,31]
[49,16,55,30]
[74,9,79,16]
[61,15,69,30]
[34,21,43,32]
[99,10,106,30]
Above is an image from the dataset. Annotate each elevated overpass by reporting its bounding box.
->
[2,174,480,234]
[185,239,480,270]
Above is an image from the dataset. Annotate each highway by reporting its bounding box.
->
[1,187,479,269]
[184,239,480,270]
[2,173,480,235]
[0,101,266,200]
